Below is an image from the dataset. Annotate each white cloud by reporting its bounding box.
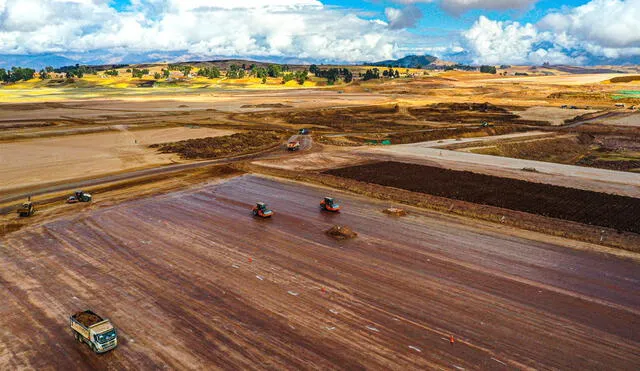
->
[0,0,407,63]
[462,0,640,65]
[539,0,640,49]
[385,6,422,29]
[462,16,583,65]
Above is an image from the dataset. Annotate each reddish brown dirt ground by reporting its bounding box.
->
[1,175,639,369]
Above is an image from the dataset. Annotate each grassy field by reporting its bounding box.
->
[613,90,640,99]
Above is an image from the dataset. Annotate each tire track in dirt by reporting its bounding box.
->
[1,175,638,369]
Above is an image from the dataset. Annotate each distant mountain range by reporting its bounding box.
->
[370,55,439,68]
[0,54,79,70]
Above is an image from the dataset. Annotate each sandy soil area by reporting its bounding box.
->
[514,106,598,126]
[480,73,627,85]
[1,175,638,369]
[602,112,640,126]
[0,127,234,192]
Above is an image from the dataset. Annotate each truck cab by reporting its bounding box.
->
[70,310,118,353]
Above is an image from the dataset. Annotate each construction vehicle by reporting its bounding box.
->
[68,191,92,204]
[299,128,310,135]
[252,202,274,218]
[320,197,341,212]
[480,122,494,128]
[70,310,118,353]
[287,141,300,151]
[17,198,36,217]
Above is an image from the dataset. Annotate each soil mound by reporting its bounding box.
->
[383,207,407,216]
[75,312,102,327]
[326,225,357,240]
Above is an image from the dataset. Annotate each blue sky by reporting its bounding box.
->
[1,0,639,67]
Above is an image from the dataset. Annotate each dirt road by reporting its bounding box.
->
[286,135,313,151]
[1,175,638,369]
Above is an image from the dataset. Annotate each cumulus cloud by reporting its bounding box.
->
[0,0,408,63]
[385,6,423,29]
[461,16,572,65]
[463,0,640,65]
[539,0,640,49]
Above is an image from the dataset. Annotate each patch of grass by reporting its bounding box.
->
[612,90,640,100]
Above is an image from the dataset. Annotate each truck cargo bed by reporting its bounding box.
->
[72,310,103,328]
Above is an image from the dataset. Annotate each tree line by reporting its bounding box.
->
[309,65,352,84]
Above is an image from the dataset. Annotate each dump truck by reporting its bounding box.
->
[70,310,118,353]
[68,191,92,204]
[252,202,274,218]
[287,141,300,151]
[320,197,341,212]
[17,199,36,217]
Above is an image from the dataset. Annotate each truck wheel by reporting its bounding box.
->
[91,343,97,353]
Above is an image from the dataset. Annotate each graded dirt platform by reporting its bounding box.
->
[0,126,234,192]
[1,175,638,369]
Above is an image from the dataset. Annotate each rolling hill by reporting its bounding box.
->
[370,55,438,68]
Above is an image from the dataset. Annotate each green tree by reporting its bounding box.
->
[254,67,268,79]
[8,67,36,82]
[154,72,162,79]
[197,67,221,79]
[267,64,282,78]
[295,70,309,85]
[227,64,241,79]
[480,65,497,74]
[162,69,170,78]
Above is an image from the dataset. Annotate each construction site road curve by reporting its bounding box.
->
[1,175,639,370]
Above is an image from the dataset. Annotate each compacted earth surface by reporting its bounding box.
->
[1,175,638,370]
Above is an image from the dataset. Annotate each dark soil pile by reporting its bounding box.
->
[151,131,281,159]
[74,312,102,327]
[241,103,292,109]
[326,161,640,234]
[326,225,358,240]
[383,208,407,216]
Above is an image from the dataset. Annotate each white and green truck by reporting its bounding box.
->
[70,310,118,353]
